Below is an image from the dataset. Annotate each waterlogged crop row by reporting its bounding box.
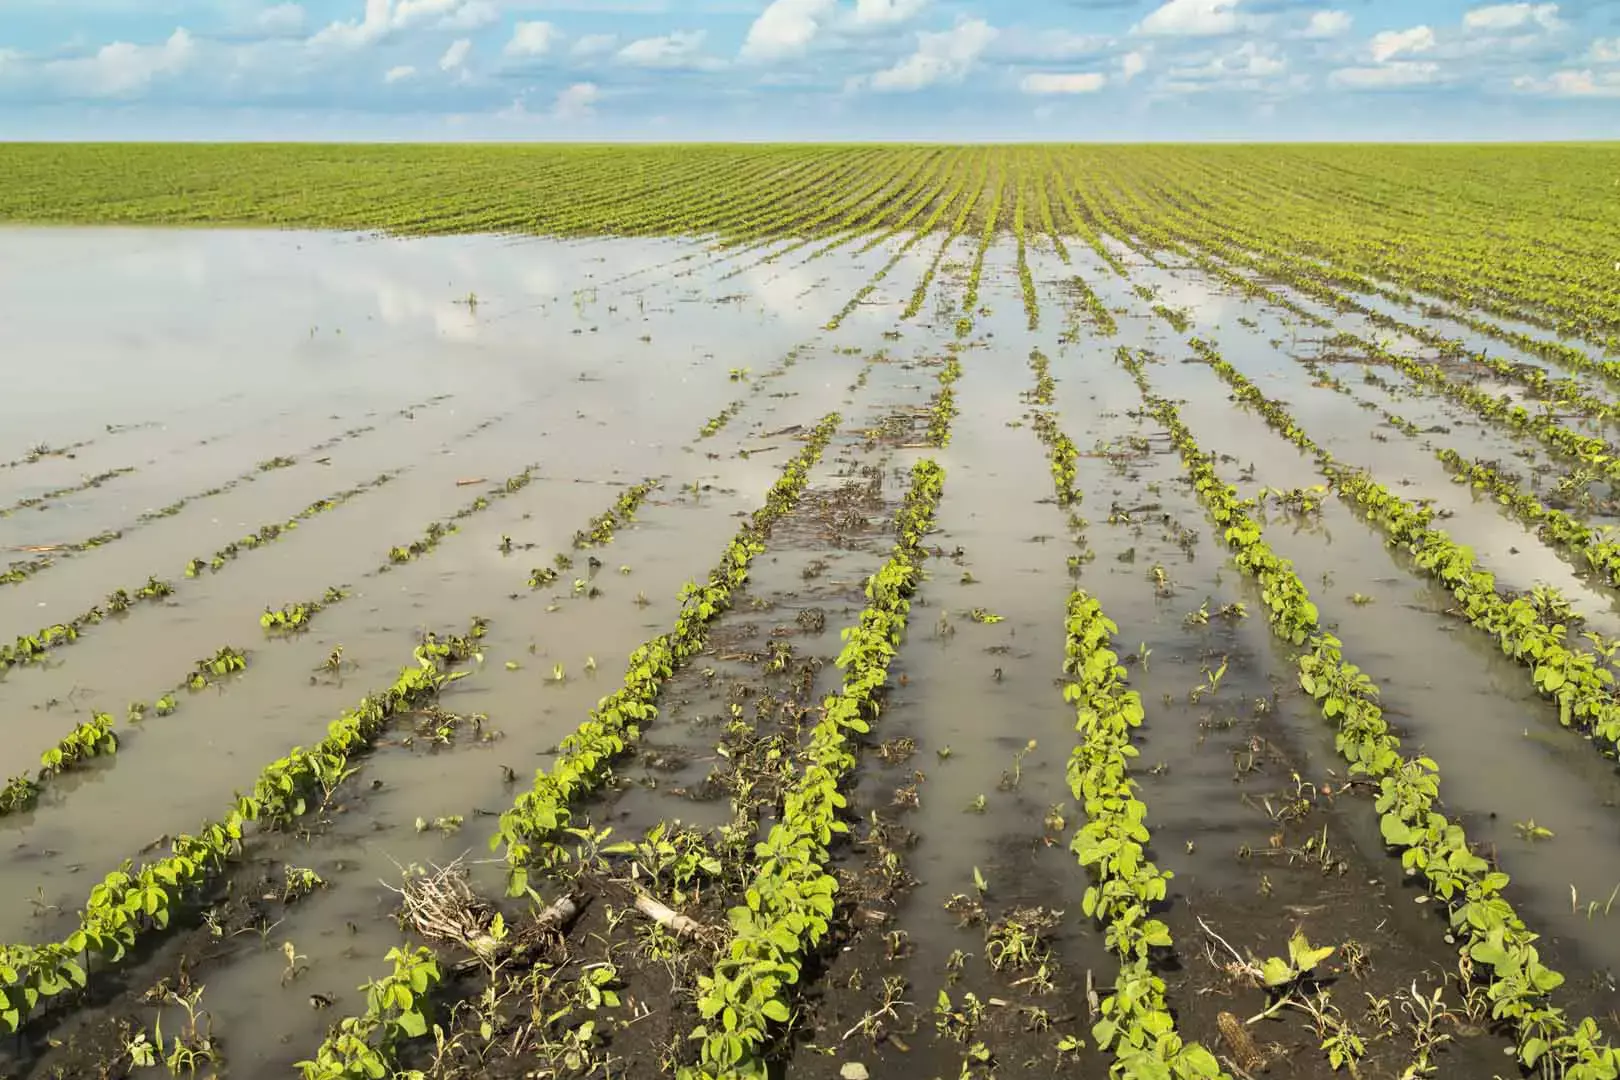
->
[574,479,659,549]
[0,412,417,592]
[493,413,842,891]
[824,156,975,331]
[1188,341,1620,761]
[1433,450,1620,590]
[926,353,962,448]
[387,468,536,567]
[1118,347,1620,1078]
[0,466,134,518]
[1023,337,1218,1077]
[902,155,988,321]
[686,458,945,1079]
[296,946,442,1080]
[0,621,485,1037]
[1,576,173,672]
[0,631,266,819]
[187,471,400,577]
[1063,593,1226,1079]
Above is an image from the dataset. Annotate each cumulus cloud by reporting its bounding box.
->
[1162,40,1287,90]
[1186,40,1285,77]
[309,0,492,49]
[1120,50,1147,81]
[1593,39,1620,62]
[554,80,599,118]
[852,0,928,26]
[1513,68,1620,96]
[1463,3,1562,33]
[1369,26,1435,63]
[991,29,1108,62]
[617,30,714,68]
[1020,71,1106,93]
[741,0,836,60]
[1135,0,1244,37]
[440,37,470,71]
[440,0,497,30]
[1302,10,1351,38]
[257,3,306,33]
[862,17,997,92]
[1329,60,1440,88]
[46,27,196,97]
[384,63,416,82]
[506,21,558,57]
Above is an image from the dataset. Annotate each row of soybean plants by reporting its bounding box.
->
[1025,341,1225,1079]
[298,414,845,1076]
[1115,345,1620,1077]
[1186,340,1620,760]
[0,620,487,1038]
[1,465,546,821]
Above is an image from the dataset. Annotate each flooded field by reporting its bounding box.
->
[3,146,1620,1080]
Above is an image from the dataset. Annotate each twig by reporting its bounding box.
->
[633,892,711,940]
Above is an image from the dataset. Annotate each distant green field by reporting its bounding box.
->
[0,142,1615,342]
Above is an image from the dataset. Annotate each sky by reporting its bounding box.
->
[0,0,1616,140]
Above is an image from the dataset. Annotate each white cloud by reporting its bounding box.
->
[864,17,997,91]
[852,0,927,26]
[1513,68,1620,96]
[571,33,618,57]
[1369,26,1435,63]
[1020,71,1106,94]
[1120,49,1147,81]
[554,80,599,118]
[257,3,305,33]
[440,0,497,30]
[1593,39,1620,63]
[1183,39,1286,77]
[308,0,491,49]
[440,37,470,71]
[384,63,416,82]
[1463,3,1562,32]
[617,29,713,68]
[47,27,196,97]
[1302,10,1351,38]
[991,29,1108,61]
[506,20,559,57]
[742,0,836,60]
[1162,40,1286,90]
[1329,60,1440,88]
[1135,0,1244,37]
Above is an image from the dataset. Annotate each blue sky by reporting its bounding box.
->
[0,0,1616,139]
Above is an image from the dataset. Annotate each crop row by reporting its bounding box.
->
[687,457,945,1078]
[902,154,988,321]
[0,619,486,1037]
[1189,341,1620,762]
[825,154,976,331]
[1117,347,1620,1077]
[493,413,843,890]
[300,413,842,1077]
[1024,346,1221,1077]
[1229,335,1620,594]
[0,466,134,518]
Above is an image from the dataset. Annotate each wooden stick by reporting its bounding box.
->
[634,892,708,939]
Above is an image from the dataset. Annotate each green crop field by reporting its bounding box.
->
[2,142,1620,1080]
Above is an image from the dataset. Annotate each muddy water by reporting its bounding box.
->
[1113,364,1620,988]
[1135,263,1620,630]
[204,338,941,1074]
[1071,267,1620,995]
[9,228,1620,1077]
